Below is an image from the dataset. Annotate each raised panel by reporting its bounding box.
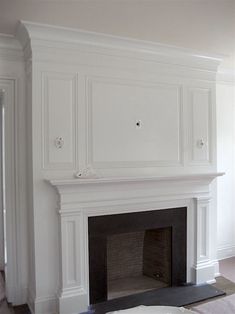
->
[196,201,210,262]
[188,88,211,165]
[61,214,84,290]
[66,221,77,284]
[87,77,183,169]
[42,72,77,169]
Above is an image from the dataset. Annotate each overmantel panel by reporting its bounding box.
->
[87,76,183,168]
[18,21,220,178]
[34,63,217,178]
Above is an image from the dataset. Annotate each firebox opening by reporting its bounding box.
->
[88,208,186,305]
[107,227,172,299]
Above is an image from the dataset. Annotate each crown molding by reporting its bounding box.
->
[0,33,23,61]
[16,20,223,72]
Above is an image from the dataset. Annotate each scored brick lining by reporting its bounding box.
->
[107,228,171,284]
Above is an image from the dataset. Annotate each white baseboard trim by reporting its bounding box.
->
[217,245,235,260]
[58,288,88,314]
[28,289,57,314]
[34,295,57,314]
[213,260,220,278]
[27,289,35,314]
[193,260,216,285]
[7,283,28,306]
[15,285,28,306]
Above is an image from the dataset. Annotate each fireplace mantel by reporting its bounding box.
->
[49,172,224,188]
[14,20,224,314]
[48,172,224,314]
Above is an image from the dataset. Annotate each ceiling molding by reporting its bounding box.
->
[16,20,224,72]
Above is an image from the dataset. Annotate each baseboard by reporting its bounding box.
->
[217,245,235,260]
[27,287,58,314]
[7,284,28,305]
[27,288,35,314]
[213,260,220,278]
[34,295,57,314]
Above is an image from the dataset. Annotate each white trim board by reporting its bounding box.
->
[217,245,235,261]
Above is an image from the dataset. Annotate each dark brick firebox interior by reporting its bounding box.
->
[88,207,187,305]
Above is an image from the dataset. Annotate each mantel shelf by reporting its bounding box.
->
[48,172,225,188]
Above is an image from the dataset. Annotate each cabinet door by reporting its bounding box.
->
[187,87,212,165]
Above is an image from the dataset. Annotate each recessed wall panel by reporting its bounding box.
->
[43,72,76,169]
[188,88,211,164]
[88,78,182,168]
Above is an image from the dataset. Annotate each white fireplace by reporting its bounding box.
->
[49,172,223,314]
[16,21,224,314]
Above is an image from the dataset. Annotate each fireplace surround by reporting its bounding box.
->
[49,172,223,314]
[88,207,187,304]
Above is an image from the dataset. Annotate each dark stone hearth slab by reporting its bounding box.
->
[90,284,225,314]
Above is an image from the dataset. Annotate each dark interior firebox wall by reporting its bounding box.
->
[88,207,187,305]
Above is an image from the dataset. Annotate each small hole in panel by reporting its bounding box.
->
[136,120,142,128]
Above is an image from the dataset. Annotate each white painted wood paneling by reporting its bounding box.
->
[188,87,212,165]
[0,90,3,271]
[42,72,77,170]
[88,78,182,168]
[15,22,222,314]
[50,173,223,313]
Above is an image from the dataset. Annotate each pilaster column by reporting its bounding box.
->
[193,197,215,284]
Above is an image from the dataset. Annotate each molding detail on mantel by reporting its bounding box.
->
[49,172,224,189]
[48,172,224,314]
[16,20,223,72]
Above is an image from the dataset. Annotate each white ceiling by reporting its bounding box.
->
[0,0,235,61]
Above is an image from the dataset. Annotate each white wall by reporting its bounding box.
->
[15,21,222,314]
[216,72,235,260]
[0,92,4,270]
[0,0,235,59]
[0,36,28,305]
